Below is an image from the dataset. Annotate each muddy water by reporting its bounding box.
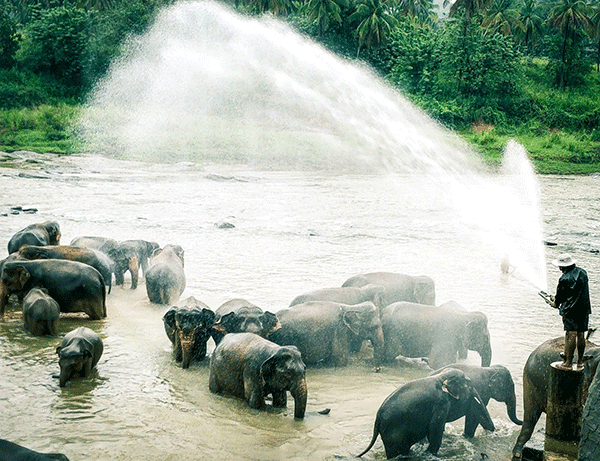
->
[1,154,599,460]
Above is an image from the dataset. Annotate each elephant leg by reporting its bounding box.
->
[463,412,479,438]
[512,406,543,460]
[272,390,287,408]
[331,331,350,367]
[244,375,265,410]
[381,424,411,459]
[129,256,139,290]
[427,405,450,455]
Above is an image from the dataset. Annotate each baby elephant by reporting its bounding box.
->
[56,327,103,387]
[358,368,493,459]
[209,332,307,419]
[0,438,69,461]
[22,288,60,336]
[163,296,216,368]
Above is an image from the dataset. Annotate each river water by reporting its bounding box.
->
[1,152,599,460]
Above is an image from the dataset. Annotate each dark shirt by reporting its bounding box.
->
[555,266,592,318]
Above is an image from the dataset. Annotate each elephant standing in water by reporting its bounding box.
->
[0,260,106,319]
[0,439,69,461]
[107,239,159,289]
[22,287,60,336]
[289,284,386,309]
[511,336,600,461]
[342,272,435,307]
[270,301,384,367]
[381,301,492,369]
[431,363,522,437]
[212,298,280,344]
[145,244,185,305]
[358,368,494,459]
[17,244,113,293]
[7,220,61,254]
[163,296,216,368]
[56,327,103,387]
[209,332,307,419]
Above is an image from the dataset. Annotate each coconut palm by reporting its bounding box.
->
[349,0,399,57]
[396,0,437,23]
[301,0,349,36]
[482,0,526,35]
[590,0,600,70]
[516,0,544,53]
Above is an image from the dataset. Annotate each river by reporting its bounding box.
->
[1,152,599,460]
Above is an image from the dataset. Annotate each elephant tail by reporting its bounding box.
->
[356,418,380,457]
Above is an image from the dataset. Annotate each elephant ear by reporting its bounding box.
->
[442,379,461,399]
[260,311,281,336]
[260,348,296,384]
[214,312,243,333]
[342,310,361,336]
[15,266,30,288]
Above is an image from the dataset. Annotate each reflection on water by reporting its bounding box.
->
[1,155,599,460]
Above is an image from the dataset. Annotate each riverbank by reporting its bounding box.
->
[1,104,599,174]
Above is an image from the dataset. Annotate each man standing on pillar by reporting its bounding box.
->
[545,253,592,370]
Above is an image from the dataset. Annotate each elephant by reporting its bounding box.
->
[22,287,60,336]
[381,301,492,369]
[342,272,436,307]
[0,259,106,319]
[357,368,494,459]
[269,300,385,367]
[430,363,522,437]
[17,245,113,294]
[56,326,103,387]
[7,220,61,254]
[209,332,307,419]
[289,284,386,309]
[511,336,600,460]
[106,239,159,289]
[212,298,280,345]
[163,296,216,368]
[69,236,118,254]
[0,439,69,461]
[145,244,185,305]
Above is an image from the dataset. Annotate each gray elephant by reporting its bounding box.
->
[381,301,492,369]
[431,363,522,437]
[56,327,103,387]
[209,332,307,419]
[17,244,113,294]
[22,287,60,336]
[145,244,185,305]
[69,236,117,253]
[511,336,600,461]
[342,272,435,307]
[163,296,216,368]
[358,368,494,459]
[0,259,106,319]
[107,239,160,289]
[289,284,386,309]
[212,298,280,344]
[0,439,69,461]
[7,220,61,254]
[269,301,384,367]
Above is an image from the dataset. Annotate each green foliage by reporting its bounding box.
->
[0,5,19,68]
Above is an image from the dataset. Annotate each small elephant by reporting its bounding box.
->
[56,326,103,387]
[163,296,216,368]
[270,301,384,367]
[342,272,435,307]
[107,239,159,289]
[212,298,280,344]
[358,368,494,459]
[0,439,69,461]
[0,260,106,319]
[7,220,61,254]
[511,336,600,460]
[431,363,522,437]
[22,287,60,336]
[209,332,307,419]
[289,284,386,310]
[18,244,113,294]
[381,301,492,369]
[145,244,185,305]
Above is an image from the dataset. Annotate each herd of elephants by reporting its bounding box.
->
[1,219,600,461]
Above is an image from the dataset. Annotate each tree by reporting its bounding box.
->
[482,0,526,36]
[590,0,600,70]
[349,0,399,57]
[395,0,437,23]
[515,0,544,53]
[548,0,593,86]
[0,5,19,69]
[301,0,349,36]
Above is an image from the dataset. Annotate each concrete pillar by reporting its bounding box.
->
[544,362,585,458]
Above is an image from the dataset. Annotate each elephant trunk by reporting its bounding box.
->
[59,364,74,387]
[179,328,197,369]
[478,341,492,368]
[290,377,307,419]
[371,327,385,367]
[505,393,523,425]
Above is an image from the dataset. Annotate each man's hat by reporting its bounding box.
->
[552,253,577,267]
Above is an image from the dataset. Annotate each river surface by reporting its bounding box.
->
[1,153,599,460]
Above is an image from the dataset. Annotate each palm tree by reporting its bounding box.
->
[482,0,526,36]
[396,0,437,23]
[349,0,399,57]
[516,0,544,53]
[548,0,593,85]
[590,0,600,70]
[301,0,349,36]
